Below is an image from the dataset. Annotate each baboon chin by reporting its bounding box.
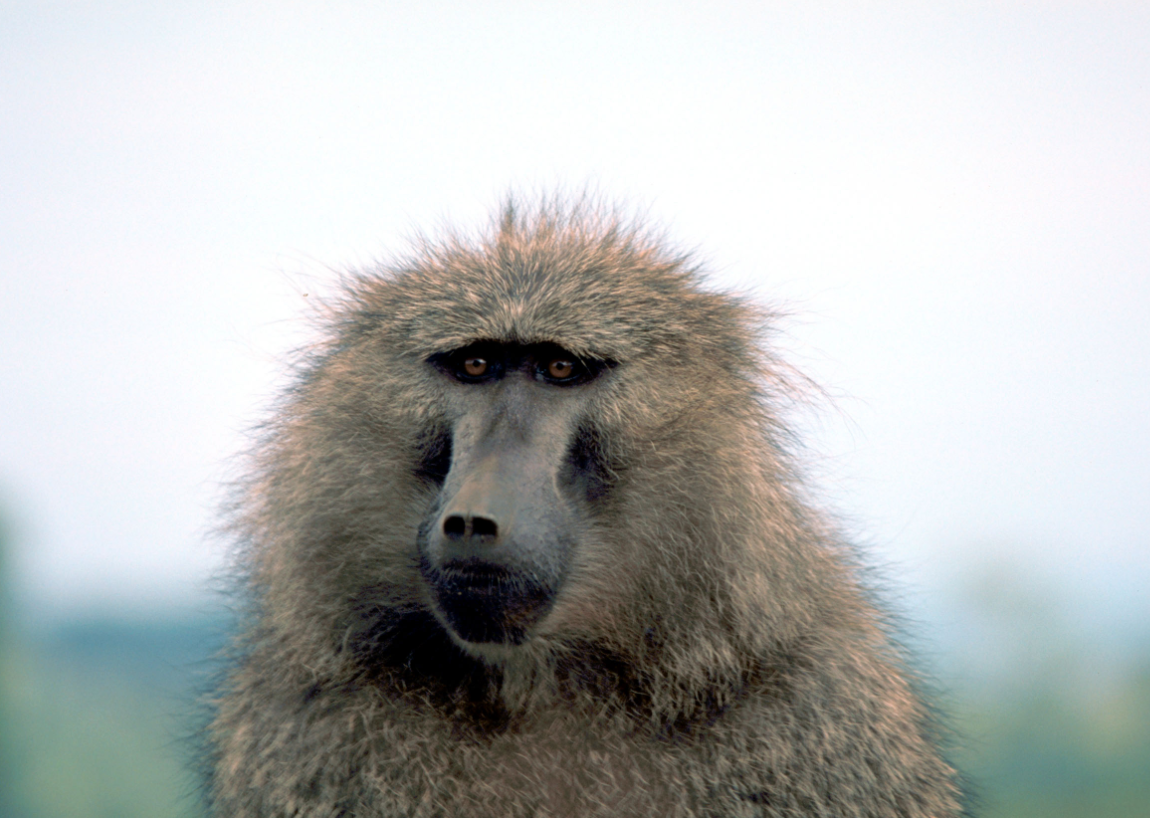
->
[207,198,965,817]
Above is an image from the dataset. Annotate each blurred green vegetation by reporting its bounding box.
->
[943,567,1150,818]
[955,664,1150,818]
[1,514,1147,817]
[1,513,217,818]
[1,619,219,818]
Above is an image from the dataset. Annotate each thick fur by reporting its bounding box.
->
[208,199,963,817]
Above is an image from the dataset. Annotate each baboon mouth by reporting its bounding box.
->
[440,561,513,586]
[427,561,556,645]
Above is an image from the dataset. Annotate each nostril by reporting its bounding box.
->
[471,517,498,538]
[443,515,466,538]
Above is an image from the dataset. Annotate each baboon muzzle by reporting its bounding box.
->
[419,384,577,646]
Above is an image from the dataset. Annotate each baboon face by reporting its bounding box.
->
[417,340,614,647]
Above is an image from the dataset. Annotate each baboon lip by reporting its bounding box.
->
[425,562,556,645]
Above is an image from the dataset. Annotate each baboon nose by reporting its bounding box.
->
[472,516,498,538]
[443,515,465,538]
[442,514,499,541]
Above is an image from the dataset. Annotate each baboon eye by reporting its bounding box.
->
[539,354,593,384]
[532,345,606,385]
[428,344,502,383]
[547,359,575,380]
[463,358,488,377]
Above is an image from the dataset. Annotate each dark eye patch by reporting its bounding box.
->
[562,423,615,502]
[428,343,506,383]
[530,343,607,386]
[428,341,612,386]
[414,428,452,485]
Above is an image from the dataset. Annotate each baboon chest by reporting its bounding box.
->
[360,708,702,818]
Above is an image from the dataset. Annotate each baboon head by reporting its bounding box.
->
[248,199,803,687]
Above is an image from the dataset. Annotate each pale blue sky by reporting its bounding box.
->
[1,2,1147,635]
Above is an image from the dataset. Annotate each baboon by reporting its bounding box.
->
[208,198,964,817]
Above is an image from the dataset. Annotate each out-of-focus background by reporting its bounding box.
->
[1,3,1147,816]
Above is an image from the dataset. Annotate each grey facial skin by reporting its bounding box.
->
[419,342,609,646]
